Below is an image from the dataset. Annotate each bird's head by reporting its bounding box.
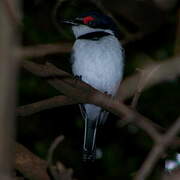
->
[62,11,120,39]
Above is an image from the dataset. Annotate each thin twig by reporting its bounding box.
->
[117,55,180,100]
[131,68,146,109]
[47,135,64,165]
[47,135,64,180]
[47,135,75,180]
[134,143,164,180]
[131,65,160,108]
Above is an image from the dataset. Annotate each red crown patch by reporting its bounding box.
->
[83,16,95,24]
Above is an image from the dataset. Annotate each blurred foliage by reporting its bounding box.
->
[18,0,180,179]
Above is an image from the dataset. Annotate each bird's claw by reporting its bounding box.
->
[74,75,82,80]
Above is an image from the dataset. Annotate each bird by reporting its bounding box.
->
[62,11,124,161]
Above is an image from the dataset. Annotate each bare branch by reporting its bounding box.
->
[47,135,64,166]
[131,65,160,108]
[17,42,73,58]
[117,55,180,101]
[17,95,76,117]
[134,143,165,180]
[20,59,180,180]
[47,135,75,180]
[17,54,180,117]
[21,60,161,141]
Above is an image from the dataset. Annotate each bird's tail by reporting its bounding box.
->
[83,118,99,162]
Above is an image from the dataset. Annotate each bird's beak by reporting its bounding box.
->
[62,17,84,26]
[61,19,79,26]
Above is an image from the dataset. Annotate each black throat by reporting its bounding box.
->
[77,31,112,41]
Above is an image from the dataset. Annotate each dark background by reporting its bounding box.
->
[17,0,180,179]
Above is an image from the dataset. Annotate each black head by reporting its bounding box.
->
[63,11,120,39]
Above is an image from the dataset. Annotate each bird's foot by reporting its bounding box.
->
[104,91,112,97]
[74,75,82,85]
[74,75,82,80]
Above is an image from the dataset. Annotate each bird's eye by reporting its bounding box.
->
[83,16,95,24]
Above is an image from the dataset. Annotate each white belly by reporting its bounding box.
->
[72,36,124,95]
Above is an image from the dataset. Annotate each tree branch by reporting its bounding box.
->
[17,54,180,117]
[17,42,73,58]
[21,60,161,141]
[130,65,159,108]
[117,55,180,100]
[15,143,50,180]
[17,95,76,117]
[20,54,180,180]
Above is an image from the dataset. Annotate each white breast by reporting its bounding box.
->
[72,35,124,95]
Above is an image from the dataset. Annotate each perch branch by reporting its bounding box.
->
[17,54,180,117]
[21,60,161,142]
